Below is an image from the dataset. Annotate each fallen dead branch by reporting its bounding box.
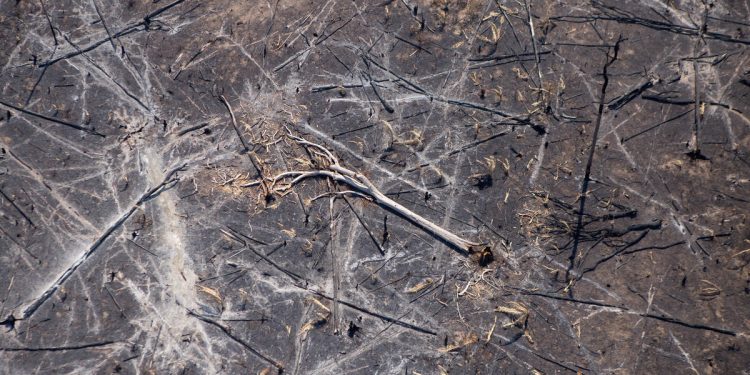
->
[253,131,489,257]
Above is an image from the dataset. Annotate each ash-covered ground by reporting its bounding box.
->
[1,0,749,374]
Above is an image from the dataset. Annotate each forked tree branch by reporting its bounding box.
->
[265,133,485,255]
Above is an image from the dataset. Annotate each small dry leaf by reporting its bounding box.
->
[196,285,222,303]
[512,67,529,81]
[483,156,497,173]
[299,312,329,338]
[485,316,497,343]
[496,302,529,328]
[310,298,331,312]
[438,332,478,353]
[406,278,434,294]
[698,280,721,299]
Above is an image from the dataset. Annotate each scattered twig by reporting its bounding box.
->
[607,77,658,110]
[524,0,543,89]
[394,34,432,55]
[305,288,436,335]
[579,228,652,276]
[688,5,708,159]
[566,36,623,292]
[0,98,104,137]
[0,340,118,352]
[0,188,35,228]
[520,289,623,309]
[188,310,285,370]
[524,288,737,336]
[221,227,304,282]
[62,34,150,111]
[177,122,209,136]
[314,15,355,46]
[104,285,127,319]
[328,195,342,334]
[39,0,58,45]
[531,352,581,373]
[92,0,117,51]
[16,164,186,320]
[24,46,58,107]
[343,197,385,255]
[220,96,271,200]
[39,0,188,67]
[640,313,736,336]
[551,6,750,45]
[621,108,693,143]
[126,239,159,257]
[363,72,395,113]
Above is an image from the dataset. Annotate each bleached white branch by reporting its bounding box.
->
[269,135,483,254]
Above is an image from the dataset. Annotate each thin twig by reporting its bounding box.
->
[188,310,285,370]
[220,96,271,199]
[92,0,117,51]
[524,0,543,89]
[16,164,186,320]
[566,37,622,292]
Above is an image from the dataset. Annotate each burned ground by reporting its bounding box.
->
[0,0,749,374]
